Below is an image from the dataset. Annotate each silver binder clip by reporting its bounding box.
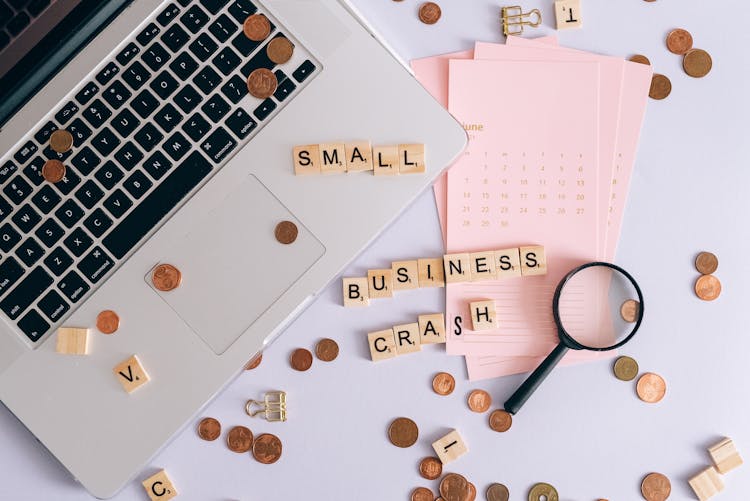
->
[245,391,287,422]
[501,6,542,36]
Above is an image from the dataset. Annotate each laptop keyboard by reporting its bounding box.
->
[0,0,319,345]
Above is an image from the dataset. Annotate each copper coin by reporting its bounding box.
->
[266,37,294,65]
[274,220,298,244]
[637,373,667,403]
[683,48,712,78]
[418,457,442,480]
[488,409,513,432]
[96,310,120,334]
[629,54,651,66]
[252,433,283,464]
[152,264,182,291]
[290,348,313,371]
[388,417,418,448]
[613,356,639,381]
[432,372,455,395]
[467,482,477,501]
[49,129,73,153]
[247,68,278,99]
[467,389,491,413]
[695,252,718,275]
[245,353,262,370]
[197,417,221,441]
[641,472,671,501]
[649,74,672,100]
[226,425,253,453]
[418,2,441,24]
[411,487,434,501]
[695,274,721,301]
[666,28,693,55]
[42,159,66,183]
[486,483,510,501]
[439,473,469,501]
[315,338,339,362]
[243,14,271,41]
[620,299,640,323]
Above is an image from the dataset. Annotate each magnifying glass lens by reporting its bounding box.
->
[557,264,641,349]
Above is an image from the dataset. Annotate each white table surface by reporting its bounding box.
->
[2,1,749,500]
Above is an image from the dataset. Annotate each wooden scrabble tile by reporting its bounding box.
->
[469,251,497,281]
[293,144,321,175]
[393,323,422,355]
[367,269,393,299]
[418,258,445,288]
[372,145,399,176]
[432,429,468,465]
[708,438,744,474]
[688,466,724,501]
[398,144,426,174]
[519,246,547,276]
[56,327,89,355]
[342,277,370,307]
[443,253,471,283]
[418,313,446,344]
[345,141,373,172]
[368,329,396,361]
[113,355,151,393]
[470,300,498,331]
[495,247,522,278]
[392,260,419,291]
[554,0,582,30]
[142,469,178,501]
[319,143,347,174]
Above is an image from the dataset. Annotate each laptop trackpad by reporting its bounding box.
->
[146,174,325,355]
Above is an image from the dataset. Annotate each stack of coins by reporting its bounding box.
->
[667,28,712,78]
[694,251,721,301]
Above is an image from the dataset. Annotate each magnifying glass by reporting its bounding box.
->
[504,262,644,415]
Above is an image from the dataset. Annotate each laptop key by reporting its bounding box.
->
[57,270,90,303]
[63,228,93,257]
[31,185,61,214]
[225,108,256,140]
[43,145,71,162]
[134,123,164,152]
[122,61,151,91]
[161,23,190,53]
[94,161,124,190]
[123,170,153,199]
[112,109,141,138]
[16,237,44,267]
[136,22,160,46]
[273,75,296,102]
[150,71,179,99]
[23,157,45,186]
[35,219,65,248]
[174,85,202,113]
[163,132,191,161]
[231,32,261,57]
[38,289,69,322]
[143,151,173,181]
[208,14,237,43]
[0,161,18,184]
[142,42,171,71]
[201,127,236,164]
[154,103,183,133]
[44,247,73,276]
[12,204,41,233]
[83,208,113,238]
[132,89,159,118]
[34,121,58,145]
[75,180,104,209]
[180,5,209,34]
[103,189,133,219]
[193,66,221,94]
[114,141,144,171]
[202,94,230,123]
[227,0,257,24]
[4,176,33,205]
[28,0,50,17]
[82,99,113,129]
[212,46,241,75]
[200,0,230,15]
[0,257,24,297]
[77,246,114,283]
[18,308,50,342]
[13,141,37,165]
[55,199,84,229]
[169,51,198,80]
[102,80,131,110]
[0,223,20,252]
[55,101,79,125]
[67,118,92,147]
[253,98,276,121]
[71,146,100,175]
[54,166,81,196]
[0,196,11,223]
[189,33,218,62]
[7,13,30,37]
[182,113,211,142]
[157,3,181,26]
[293,59,315,83]
[116,42,140,66]
[75,82,99,105]
[91,127,121,157]
[96,62,120,86]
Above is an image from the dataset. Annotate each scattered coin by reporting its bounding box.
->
[641,472,671,501]
[388,417,418,448]
[432,372,455,395]
[666,28,693,55]
[290,348,313,371]
[439,473,470,500]
[252,433,283,464]
[613,356,639,381]
[315,338,339,362]
[629,54,651,66]
[683,48,712,78]
[489,409,513,432]
[245,353,262,370]
[49,129,73,153]
[226,425,254,453]
[152,264,182,291]
[467,482,477,501]
[486,483,510,501]
[41,159,66,183]
[695,252,718,275]
[418,1,441,24]
[649,74,672,100]
[636,372,667,403]
[411,487,434,501]
[467,389,491,413]
[275,220,298,244]
[267,37,294,65]
[695,274,721,301]
[96,310,120,334]
[418,457,442,480]
[243,14,271,41]
[528,482,559,501]
[620,299,640,323]
[247,68,278,99]
[197,417,221,441]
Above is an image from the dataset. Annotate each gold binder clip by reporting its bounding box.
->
[501,6,542,36]
[245,391,287,422]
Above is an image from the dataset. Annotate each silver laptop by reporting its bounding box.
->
[0,0,465,497]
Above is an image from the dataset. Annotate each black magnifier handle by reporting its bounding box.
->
[504,342,569,415]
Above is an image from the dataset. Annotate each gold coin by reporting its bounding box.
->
[226,425,253,453]
[418,457,442,480]
[488,409,513,432]
[411,487,434,501]
[152,264,182,291]
[418,2,441,24]
[666,28,693,55]
[613,356,639,381]
[245,353,262,370]
[290,348,313,371]
[252,433,283,464]
[641,472,671,501]
[649,74,672,100]
[637,373,667,403]
[432,372,455,396]
[620,299,640,323]
[49,129,73,153]
[683,48,712,78]
[528,482,559,501]
[486,483,510,501]
[274,220,298,244]
[197,417,221,441]
[388,417,418,448]
[243,14,271,41]
[266,37,294,65]
[96,310,120,334]
[629,54,651,66]
[439,473,470,500]
[247,68,278,99]
[467,389,491,413]
[695,252,718,275]
[315,338,339,362]
[695,274,721,301]
[41,159,66,183]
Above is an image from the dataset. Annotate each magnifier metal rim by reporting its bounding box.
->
[552,261,644,352]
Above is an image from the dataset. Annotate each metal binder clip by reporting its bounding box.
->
[501,6,542,36]
[245,391,287,422]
